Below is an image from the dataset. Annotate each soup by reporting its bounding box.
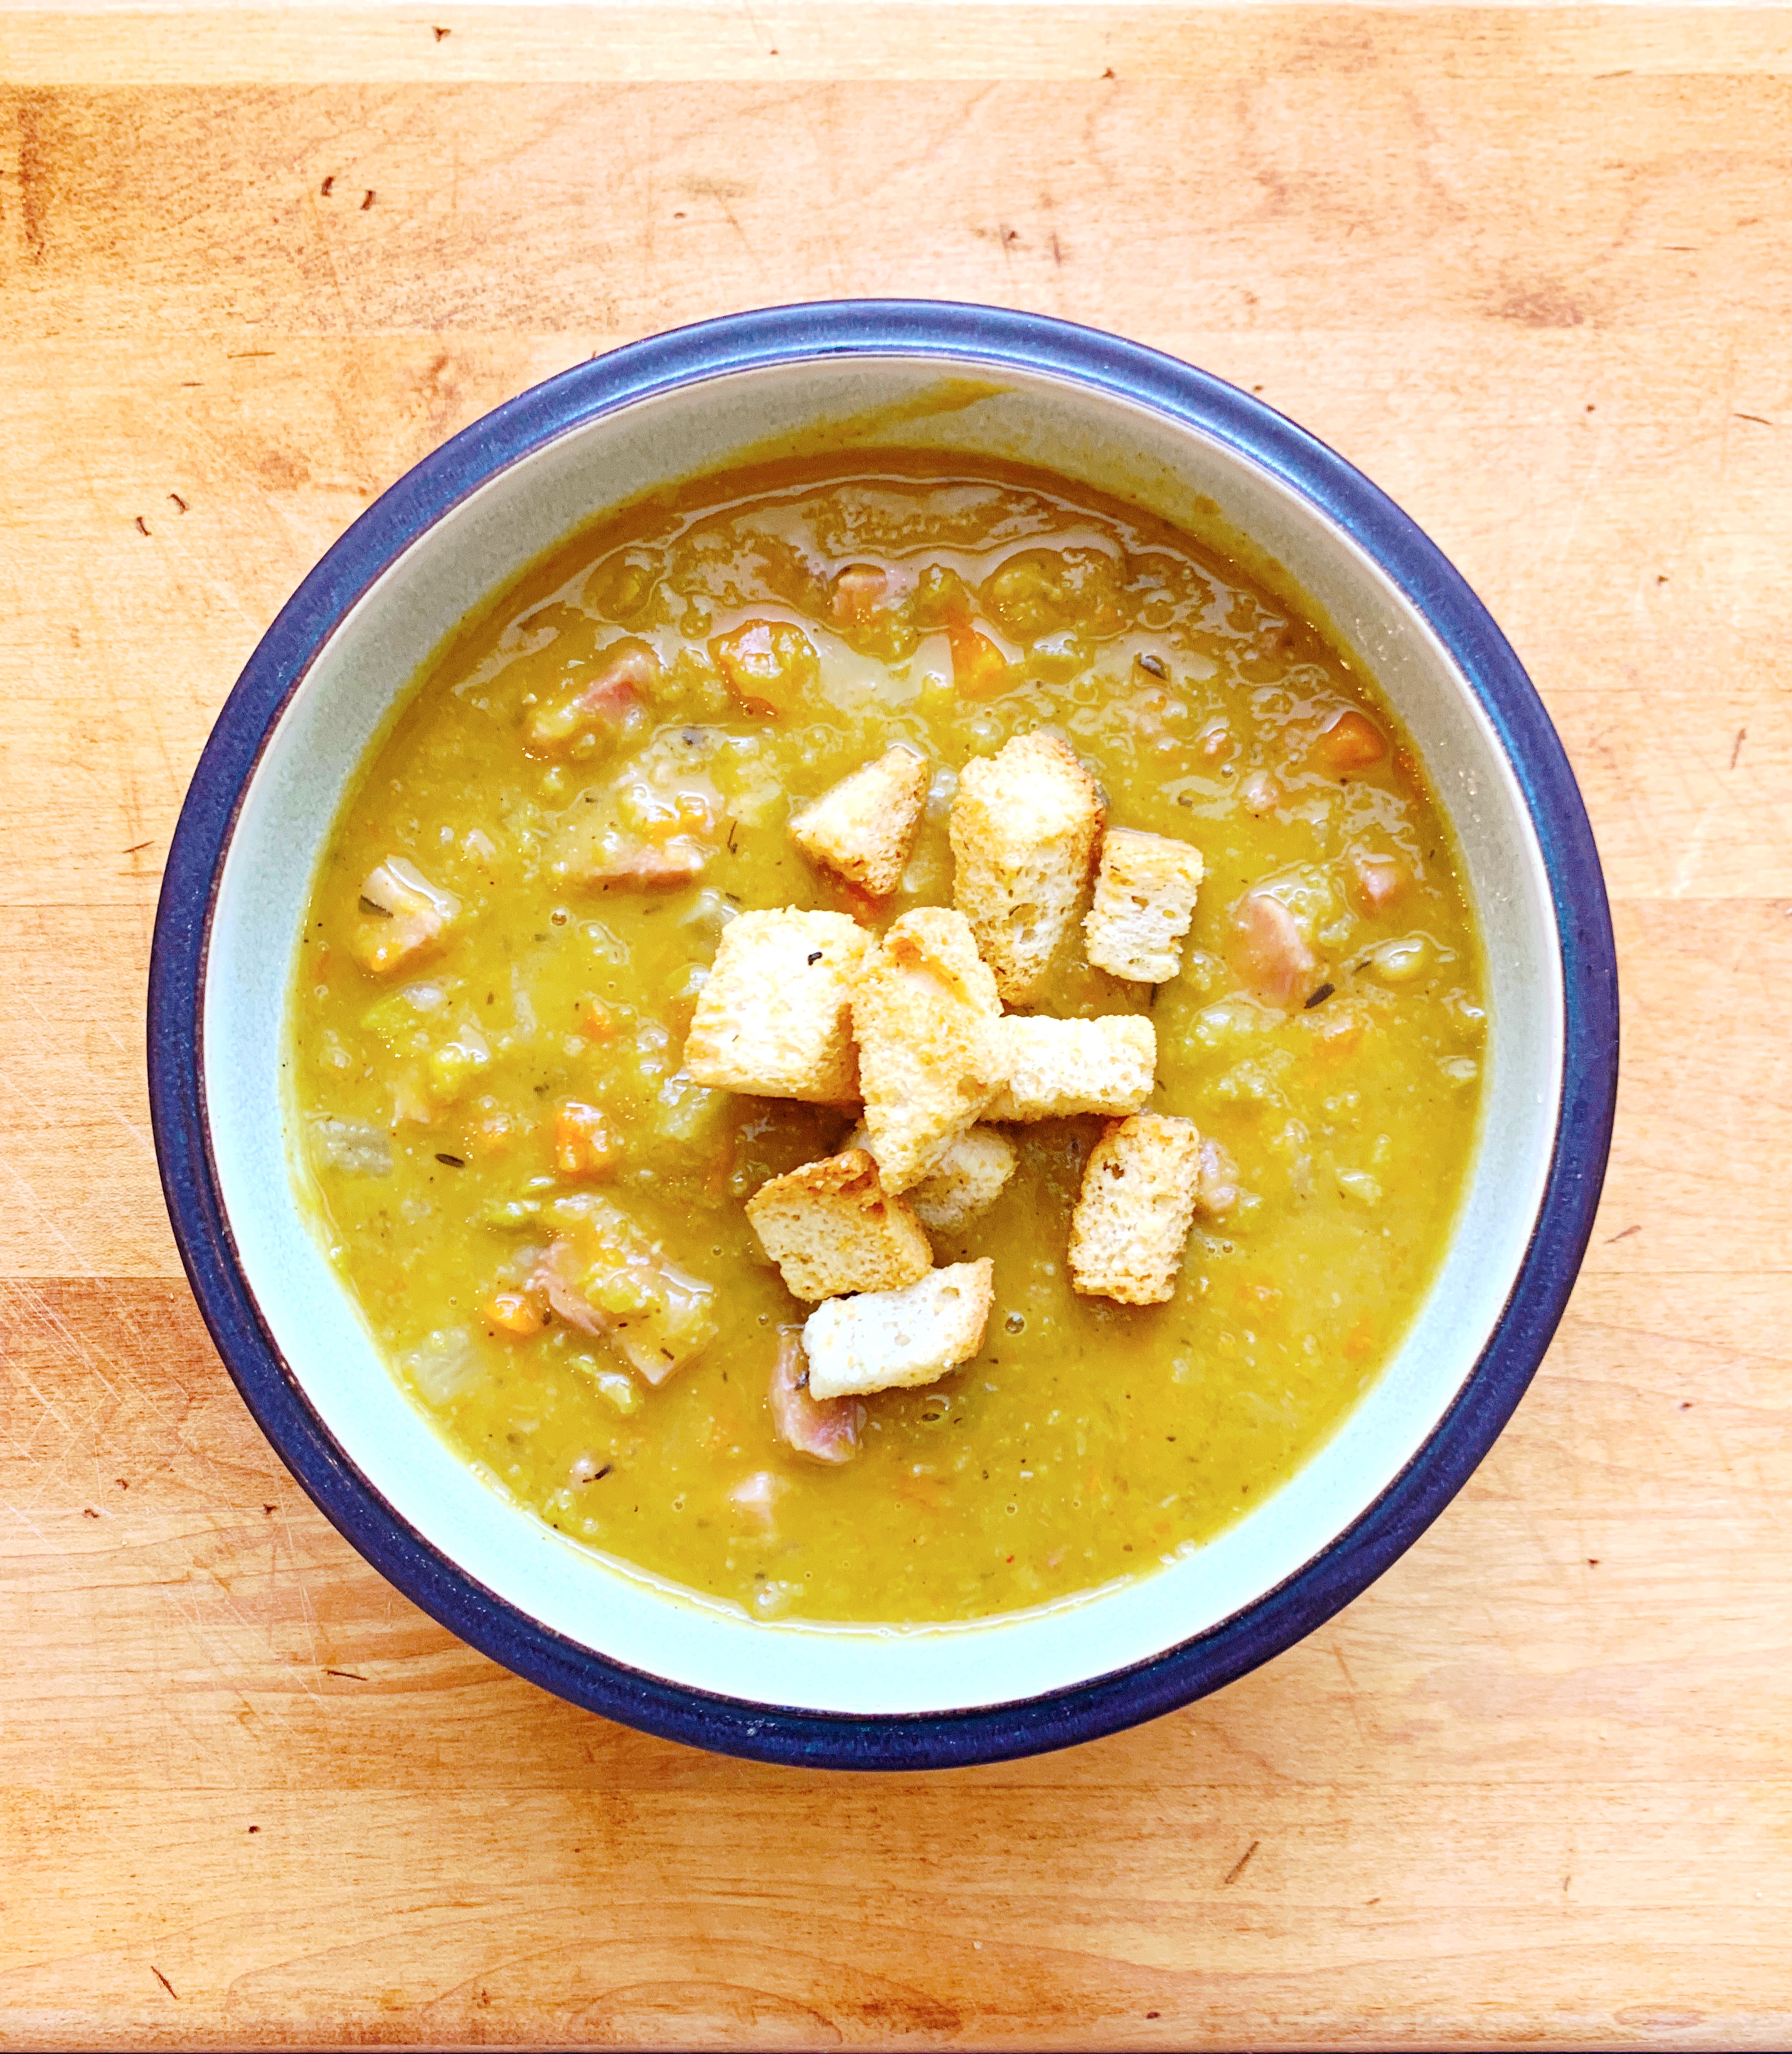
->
[288,453,1485,1624]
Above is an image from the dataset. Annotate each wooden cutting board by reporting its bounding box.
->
[2,8,1788,2047]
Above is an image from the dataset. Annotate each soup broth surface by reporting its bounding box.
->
[290,453,1485,1623]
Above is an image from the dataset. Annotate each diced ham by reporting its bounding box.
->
[1195,1137,1240,1217]
[728,1469,785,1531]
[525,643,658,754]
[767,1327,863,1465]
[1230,889,1318,1008]
[1348,847,1409,915]
[581,643,658,720]
[831,564,892,628]
[530,1198,716,1386]
[581,834,710,889]
[352,857,458,976]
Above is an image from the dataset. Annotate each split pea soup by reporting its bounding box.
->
[289,452,1485,1625]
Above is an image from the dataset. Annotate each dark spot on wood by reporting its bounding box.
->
[248,1824,259,1832]
[169,493,188,513]
[1731,727,1746,769]
[321,175,334,196]
[123,840,152,855]
[264,1503,275,1514]
[1734,413,1775,427]
[151,1967,177,1999]
[1680,1401,1692,1410]
[361,190,375,210]
[1606,1224,1640,1243]
[1101,65,1116,78]
[83,1507,99,1518]
[135,515,150,535]
[325,1669,368,1681]
[1222,1838,1260,1885]
[433,23,451,38]
[1587,1558,1599,1566]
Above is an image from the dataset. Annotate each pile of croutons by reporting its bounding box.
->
[684,730,1212,1420]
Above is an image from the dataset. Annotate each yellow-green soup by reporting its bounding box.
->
[290,454,1484,1623]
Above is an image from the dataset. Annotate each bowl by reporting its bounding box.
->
[149,301,1618,1769]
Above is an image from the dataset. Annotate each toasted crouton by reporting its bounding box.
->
[949,732,1104,1004]
[683,909,870,1102]
[851,907,1008,1192]
[790,746,929,896]
[846,1121,1017,1234]
[1084,828,1205,983]
[803,1259,996,1399]
[986,1015,1156,1122]
[745,1149,932,1302]
[1067,1113,1202,1305]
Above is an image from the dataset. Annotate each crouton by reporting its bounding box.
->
[803,1259,996,1399]
[683,909,870,1103]
[1067,1113,1202,1305]
[790,746,929,897]
[949,732,1104,1004]
[986,1015,1156,1122]
[851,907,1008,1192]
[745,1149,932,1302]
[846,1121,1018,1234]
[1084,827,1205,983]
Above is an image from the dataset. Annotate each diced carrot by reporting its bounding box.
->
[554,1099,619,1179]
[471,1110,518,1157]
[580,998,617,1042]
[946,610,1010,699]
[1316,710,1387,773]
[485,1291,542,1337]
[710,619,819,718]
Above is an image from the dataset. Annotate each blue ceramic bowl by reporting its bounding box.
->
[149,301,1618,1769]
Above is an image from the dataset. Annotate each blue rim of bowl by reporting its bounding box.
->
[149,299,1619,1770]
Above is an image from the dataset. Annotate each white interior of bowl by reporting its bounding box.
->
[204,356,1562,1717]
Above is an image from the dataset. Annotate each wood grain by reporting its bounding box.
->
[1,8,1789,2048]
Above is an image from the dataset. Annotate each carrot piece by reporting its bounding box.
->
[580,998,617,1042]
[946,611,1010,699]
[1315,709,1387,773]
[553,1100,619,1179]
[485,1291,542,1337]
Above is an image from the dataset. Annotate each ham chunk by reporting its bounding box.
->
[531,1194,716,1385]
[768,1327,863,1464]
[351,858,458,976]
[1229,889,1318,1008]
[524,641,657,755]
